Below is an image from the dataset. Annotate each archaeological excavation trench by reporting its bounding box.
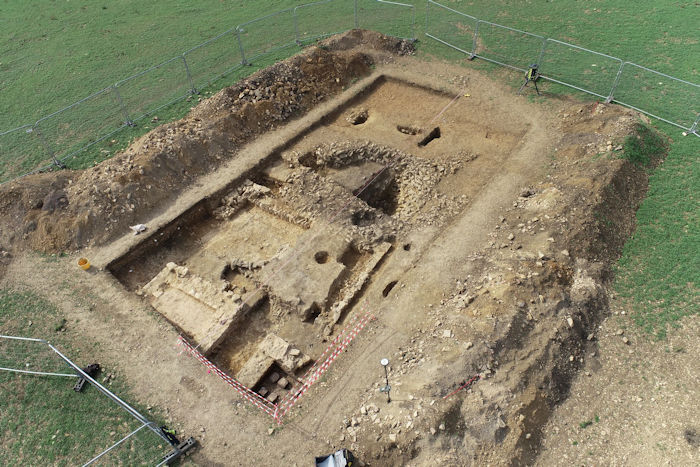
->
[90,56,653,465]
[0,29,660,465]
[106,75,525,402]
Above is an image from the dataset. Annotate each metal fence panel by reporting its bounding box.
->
[0,335,75,377]
[357,0,415,40]
[425,0,478,57]
[86,423,166,466]
[1,335,170,466]
[0,126,49,183]
[424,1,699,135]
[473,20,545,72]
[183,29,244,92]
[35,87,127,168]
[294,0,356,45]
[0,2,423,186]
[613,63,700,131]
[115,56,192,124]
[237,9,298,64]
[539,39,623,100]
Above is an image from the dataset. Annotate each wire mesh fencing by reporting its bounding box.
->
[423,2,478,57]
[0,335,172,466]
[612,63,700,131]
[425,0,700,136]
[0,335,77,377]
[357,0,416,41]
[538,39,623,101]
[473,21,545,72]
[36,87,128,168]
[294,0,357,46]
[182,29,245,93]
[2,0,697,186]
[0,0,416,185]
[114,57,195,126]
[0,125,49,184]
[237,9,299,64]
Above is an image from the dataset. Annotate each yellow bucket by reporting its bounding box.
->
[77,258,91,271]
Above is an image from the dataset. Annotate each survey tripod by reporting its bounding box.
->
[518,64,541,96]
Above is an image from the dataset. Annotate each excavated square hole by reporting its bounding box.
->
[418,127,441,147]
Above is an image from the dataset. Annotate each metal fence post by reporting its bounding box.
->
[32,123,65,169]
[410,5,416,40]
[181,54,197,95]
[112,85,134,127]
[83,423,152,466]
[0,335,182,464]
[3,0,700,188]
[690,113,700,135]
[293,7,302,45]
[354,0,359,29]
[46,341,169,443]
[236,28,249,66]
[536,38,548,67]
[606,61,626,104]
[469,20,480,60]
[425,0,430,36]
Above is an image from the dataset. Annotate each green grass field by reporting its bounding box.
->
[0,0,697,462]
[0,1,299,129]
[0,0,413,180]
[0,289,169,465]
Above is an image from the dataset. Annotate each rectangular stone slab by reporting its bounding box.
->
[262,229,349,319]
[237,351,275,389]
[143,262,261,354]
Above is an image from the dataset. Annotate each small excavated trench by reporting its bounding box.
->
[107,75,522,400]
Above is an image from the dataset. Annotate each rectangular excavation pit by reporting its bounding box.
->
[105,71,533,395]
[251,363,299,406]
[108,73,528,284]
[107,174,392,383]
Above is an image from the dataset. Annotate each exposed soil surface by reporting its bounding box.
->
[536,305,699,466]
[0,29,674,466]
